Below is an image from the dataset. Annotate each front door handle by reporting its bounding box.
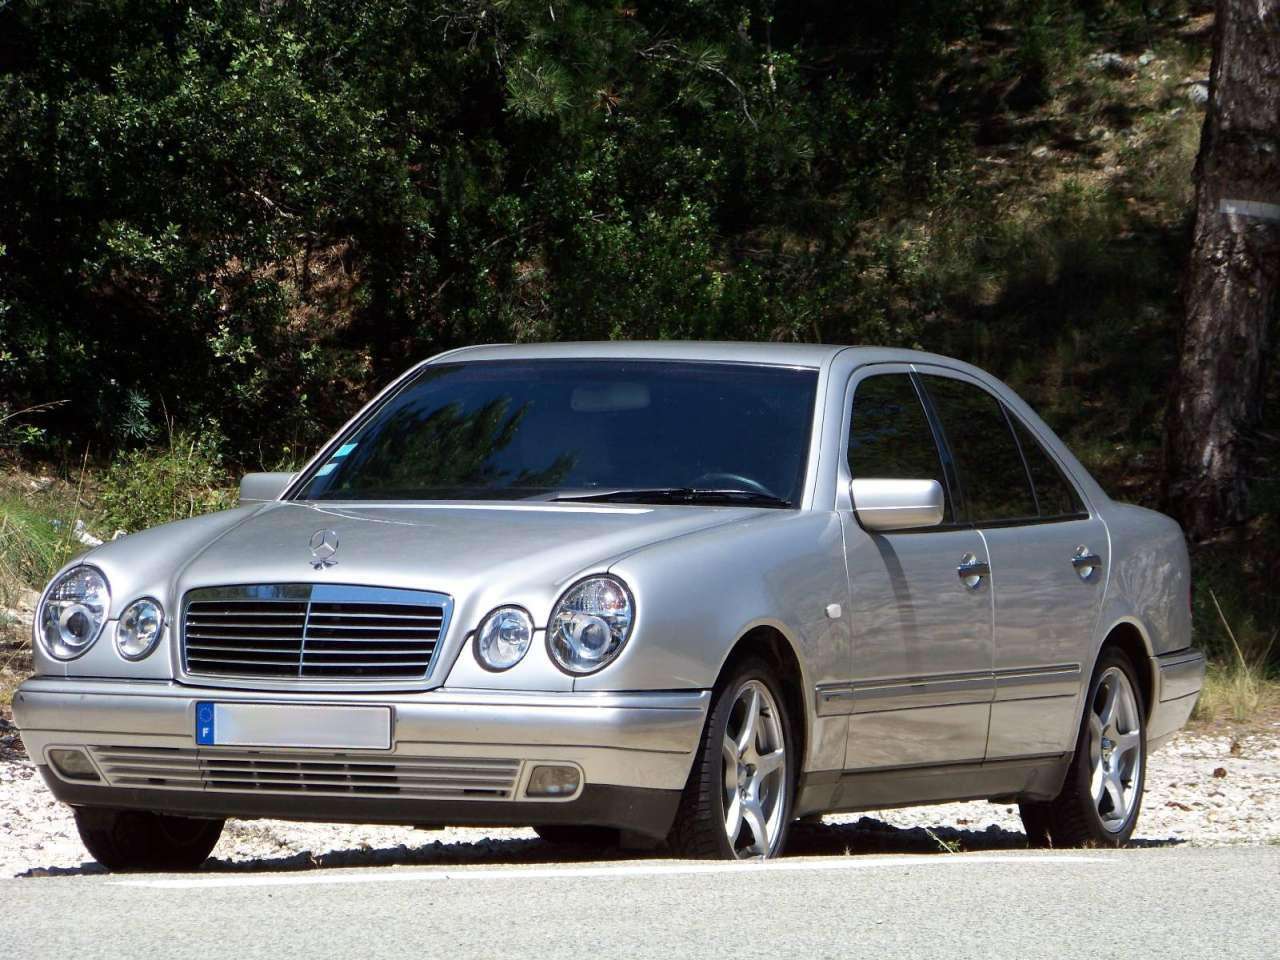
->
[957,553,990,589]
[1072,546,1102,580]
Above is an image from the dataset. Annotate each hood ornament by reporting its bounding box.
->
[309,529,340,569]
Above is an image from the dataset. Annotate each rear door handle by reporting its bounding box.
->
[1072,547,1102,580]
[957,554,990,589]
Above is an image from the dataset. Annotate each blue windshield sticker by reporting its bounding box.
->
[196,702,216,745]
[315,462,338,477]
[334,443,357,457]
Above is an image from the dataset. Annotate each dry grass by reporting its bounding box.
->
[1192,591,1278,724]
[1194,663,1279,726]
[1,593,34,711]
[1,599,32,711]
[0,648,31,710]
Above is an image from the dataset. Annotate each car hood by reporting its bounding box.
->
[159,500,757,624]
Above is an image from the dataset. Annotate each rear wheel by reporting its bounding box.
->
[74,808,224,872]
[1019,647,1146,847]
[668,659,795,859]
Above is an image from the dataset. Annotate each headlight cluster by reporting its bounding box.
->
[116,597,165,660]
[37,565,165,662]
[548,576,634,675]
[475,606,534,671]
[39,566,110,659]
[473,575,635,675]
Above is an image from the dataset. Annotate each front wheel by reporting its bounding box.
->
[74,808,224,872]
[667,660,795,859]
[1020,647,1146,847]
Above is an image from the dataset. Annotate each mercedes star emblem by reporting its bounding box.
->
[309,529,340,569]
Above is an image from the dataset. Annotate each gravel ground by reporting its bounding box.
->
[2,717,1276,877]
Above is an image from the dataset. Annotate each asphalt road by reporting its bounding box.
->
[3,847,1276,959]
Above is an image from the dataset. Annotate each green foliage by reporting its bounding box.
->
[97,429,235,533]
[895,172,1184,479]
[1009,0,1089,102]
[0,0,971,465]
[1,400,69,451]
[1,408,46,451]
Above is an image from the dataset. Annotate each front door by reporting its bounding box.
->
[838,369,995,770]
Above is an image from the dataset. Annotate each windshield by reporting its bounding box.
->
[292,360,818,505]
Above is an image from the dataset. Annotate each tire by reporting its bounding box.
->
[667,658,796,859]
[1019,647,1147,848]
[74,808,224,872]
[532,824,620,848]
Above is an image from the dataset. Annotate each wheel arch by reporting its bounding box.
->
[712,621,812,779]
[1090,617,1156,719]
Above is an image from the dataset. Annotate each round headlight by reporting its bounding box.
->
[38,565,111,660]
[475,606,534,671]
[548,576,634,675]
[116,597,165,661]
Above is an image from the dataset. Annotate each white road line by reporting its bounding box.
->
[112,854,1109,890]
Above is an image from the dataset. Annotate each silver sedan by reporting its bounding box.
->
[14,342,1205,868]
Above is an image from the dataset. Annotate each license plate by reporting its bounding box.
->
[194,702,392,750]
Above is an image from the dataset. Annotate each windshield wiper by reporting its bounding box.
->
[552,487,793,508]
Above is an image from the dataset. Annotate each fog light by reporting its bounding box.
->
[526,764,581,798]
[48,748,100,781]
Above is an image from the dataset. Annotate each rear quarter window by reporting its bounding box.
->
[1010,417,1087,518]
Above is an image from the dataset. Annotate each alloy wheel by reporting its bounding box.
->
[721,679,788,858]
[1088,666,1143,832]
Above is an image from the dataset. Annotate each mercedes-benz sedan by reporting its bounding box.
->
[14,342,1205,868]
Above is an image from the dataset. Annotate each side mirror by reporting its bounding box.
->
[851,478,945,532]
[239,472,295,506]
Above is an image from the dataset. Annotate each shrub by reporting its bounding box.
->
[97,430,236,534]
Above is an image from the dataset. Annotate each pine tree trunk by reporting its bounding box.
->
[1164,0,1280,543]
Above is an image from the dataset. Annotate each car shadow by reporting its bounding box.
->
[204,834,634,873]
[197,818,1044,873]
[16,816,1185,878]
[785,816,1181,856]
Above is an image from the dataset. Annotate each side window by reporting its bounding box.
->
[1011,417,1086,518]
[921,375,1037,523]
[849,373,953,523]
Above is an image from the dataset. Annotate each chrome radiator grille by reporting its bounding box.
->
[90,746,520,800]
[182,584,451,683]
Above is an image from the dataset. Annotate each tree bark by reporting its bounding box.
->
[1164,0,1280,543]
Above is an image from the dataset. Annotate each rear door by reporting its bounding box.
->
[917,369,1108,760]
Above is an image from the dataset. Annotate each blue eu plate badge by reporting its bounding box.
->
[195,702,216,745]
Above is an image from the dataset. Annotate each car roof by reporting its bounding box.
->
[428,341,962,370]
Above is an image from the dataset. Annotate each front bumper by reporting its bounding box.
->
[12,678,709,838]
